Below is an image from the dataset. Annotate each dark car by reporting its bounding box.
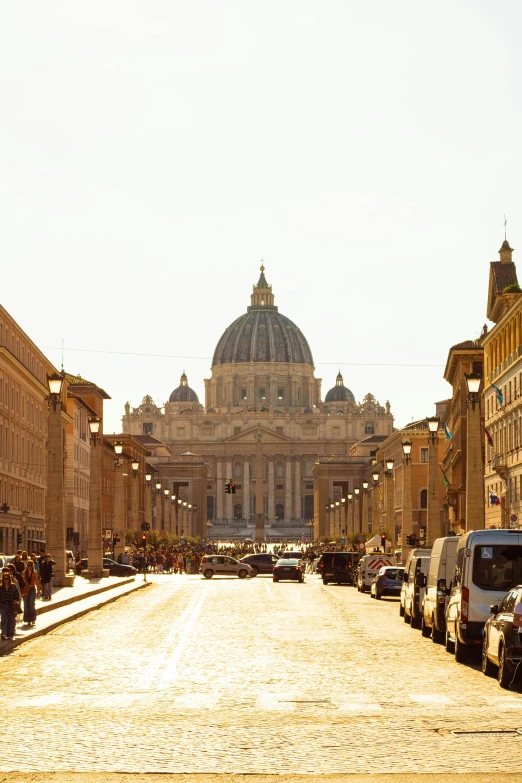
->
[318,552,361,585]
[482,585,522,688]
[239,552,279,576]
[273,558,304,583]
[371,566,405,600]
[75,558,137,577]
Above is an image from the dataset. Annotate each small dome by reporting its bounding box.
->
[169,372,199,404]
[324,371,355,403]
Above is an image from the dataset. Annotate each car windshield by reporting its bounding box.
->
[277,559,298,565]
[472,544,522,591]
[382,568,401,579]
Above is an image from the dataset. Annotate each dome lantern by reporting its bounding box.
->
[325,372,355,404]
[169,372,199,404]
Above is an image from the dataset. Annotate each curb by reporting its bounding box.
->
[1,580,152,655]
[36,576,136,616]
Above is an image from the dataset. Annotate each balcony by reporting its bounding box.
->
[492,453,509,479]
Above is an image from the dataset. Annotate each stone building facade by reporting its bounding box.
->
[0,305,53,553]
[122,266,394,526]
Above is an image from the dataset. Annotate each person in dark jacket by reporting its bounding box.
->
[39,555,54,601]
[0,568,20,640]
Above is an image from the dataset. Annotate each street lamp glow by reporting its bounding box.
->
[155,481,162,491]
[362,481,369,491]
[114,442,124,456]
[354,487,360,496]
[427,417,439,433]
[164,488,169,497]
[145,473,152,483]
[372,471,380,482]
[178,498,182,506]
[347,493,353,501]
[402,440,412,457]
[335,501,340,507]
[341,497,346,504]
[88,417,100,436]
[385,458,394,472]
[47,372,64,397]
[131,458,140,473]
[465,373,481,395]
[171,494,176,503]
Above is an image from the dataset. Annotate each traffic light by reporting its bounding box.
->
[141,534,147,548]
[112,533,120,545]
[380,532,386,552]
[405,533,417,546]
[17,533,23,545]
[140,521,150,532]
[225,482,231,494]
[231,482,236,494]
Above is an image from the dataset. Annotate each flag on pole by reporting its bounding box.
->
[439,466,450,486]
[490,380,504,405]
[444,423,453,440]
[489,492,500,506]
[483,424,494,448]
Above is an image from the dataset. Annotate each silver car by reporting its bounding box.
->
[199,555,253,579]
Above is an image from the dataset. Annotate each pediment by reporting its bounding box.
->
[225,425,291,443]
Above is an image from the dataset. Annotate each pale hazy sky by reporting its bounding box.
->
[2,1,522,433]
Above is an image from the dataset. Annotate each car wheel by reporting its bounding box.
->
[238,569,248,579]
[482,635,496,677]
[204,569,213,579]
[498,643,511,689]
[250,566,259,577]
[445,630,455,653]
[404,611,411,624]
[375,592,382,600]
[322,578,328,585]
[299,576,304,583]
[455,634,469,664]
[432,625,445,644]
[421,615,431,638]
[273,578,278,582]
[411,614,421,630]
[361,584,368,593]
[399,603,405,617]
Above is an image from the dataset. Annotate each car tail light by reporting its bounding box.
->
[461,586,469,624]
[274,565,280,569]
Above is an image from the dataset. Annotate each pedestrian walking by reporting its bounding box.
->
[40,554,54,600]
[0,568,21,640]
[21,560,39,626]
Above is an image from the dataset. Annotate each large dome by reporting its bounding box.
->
[212,265,314,366]
[169,372,199,403]
[324,372,355,403]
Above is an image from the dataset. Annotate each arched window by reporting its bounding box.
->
[234,462,242,479]
[276,461,284,478]
[305,459,314,477]
[276,503,284,520]
[420,489,428,509]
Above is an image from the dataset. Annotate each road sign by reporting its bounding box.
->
[358,535,365,542]
[511,514,518,523]
[340,537,346,544]
[180,537,187,545]
[159,529,167,538]
[105,529,112,538]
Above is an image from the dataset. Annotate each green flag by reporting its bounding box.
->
[440,466,449,486]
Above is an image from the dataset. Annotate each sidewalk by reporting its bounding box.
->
[0,573,151,654]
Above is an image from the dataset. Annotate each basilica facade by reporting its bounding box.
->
[122,266,393,525]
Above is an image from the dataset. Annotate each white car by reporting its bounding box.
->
[199,555,253,579]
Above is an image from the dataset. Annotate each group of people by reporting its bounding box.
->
[0,550,55,641]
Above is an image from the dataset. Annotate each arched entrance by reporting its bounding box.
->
[276,503,284,521]
[234,503,242,521]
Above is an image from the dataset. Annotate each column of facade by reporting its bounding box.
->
[385,472,394,538]
[225,458,233,519]
[401,458,413,559]
[285,457,293,521]
[47,403,72,586]
[361,490,369,534]
[243,458,250,521]
[113,464,125,560]
[85,428,106,579]
[145,483,152,529]
[216,458,224,519]
[294,458,301,519]
[466,401,486,530]
[268,458,275,522]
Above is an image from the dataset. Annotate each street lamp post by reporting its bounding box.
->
[371,470,380,536]
[426,416,442,545]
[465,373,485,531]
[177,498,182,536]
[163,488,170,534]
[112,442,125,560]
[46,372,74,586]
[347,493,353,538]
[401,440,413,559]
[335,500,340,539]
[131,458,140,533]
[361,481,369,534]
[384,459,394,545]
[354,487,361,535]
[84,416,107,579]
[145,473,152,530]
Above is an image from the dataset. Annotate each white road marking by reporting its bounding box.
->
[337,701,383,713]
[409,693,452,704]
[157,591,206,688]
[255,692,295,711]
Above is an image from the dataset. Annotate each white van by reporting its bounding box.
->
[399,548,431,617]
[357,552,395,592]
[421,535,459,643]
[403,555,431,628]
[445,529,522,664]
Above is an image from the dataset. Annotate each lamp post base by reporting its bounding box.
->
[81,568,110,579]
[52,573,76,588]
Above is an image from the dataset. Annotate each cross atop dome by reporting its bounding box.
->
[251,261,275,308]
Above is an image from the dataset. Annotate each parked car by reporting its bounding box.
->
[239,552,279,576]
[319,552,361,585]
[482,585,522,688]
[199,555,253,579]
[421,535,459,643]
[400,548,431,617]
[446,528,522,663]
[357,553,396,593]
[403,555,431,628]
[272,558,304,582]
[75,558,137,577]
[281,550,306,566]
[370,566,405,599]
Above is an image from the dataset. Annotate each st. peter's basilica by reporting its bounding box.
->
[122,266,393,526]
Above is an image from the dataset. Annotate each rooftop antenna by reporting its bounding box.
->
[504,214,508,241]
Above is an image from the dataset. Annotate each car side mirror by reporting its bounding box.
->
[415,573,426,587]
[437,578,447,592]
[489,604,499,615]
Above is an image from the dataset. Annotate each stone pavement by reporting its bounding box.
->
[1,573,522,775]
[0,573,148,653]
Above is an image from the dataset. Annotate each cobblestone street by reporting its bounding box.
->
[2,573,522,774]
